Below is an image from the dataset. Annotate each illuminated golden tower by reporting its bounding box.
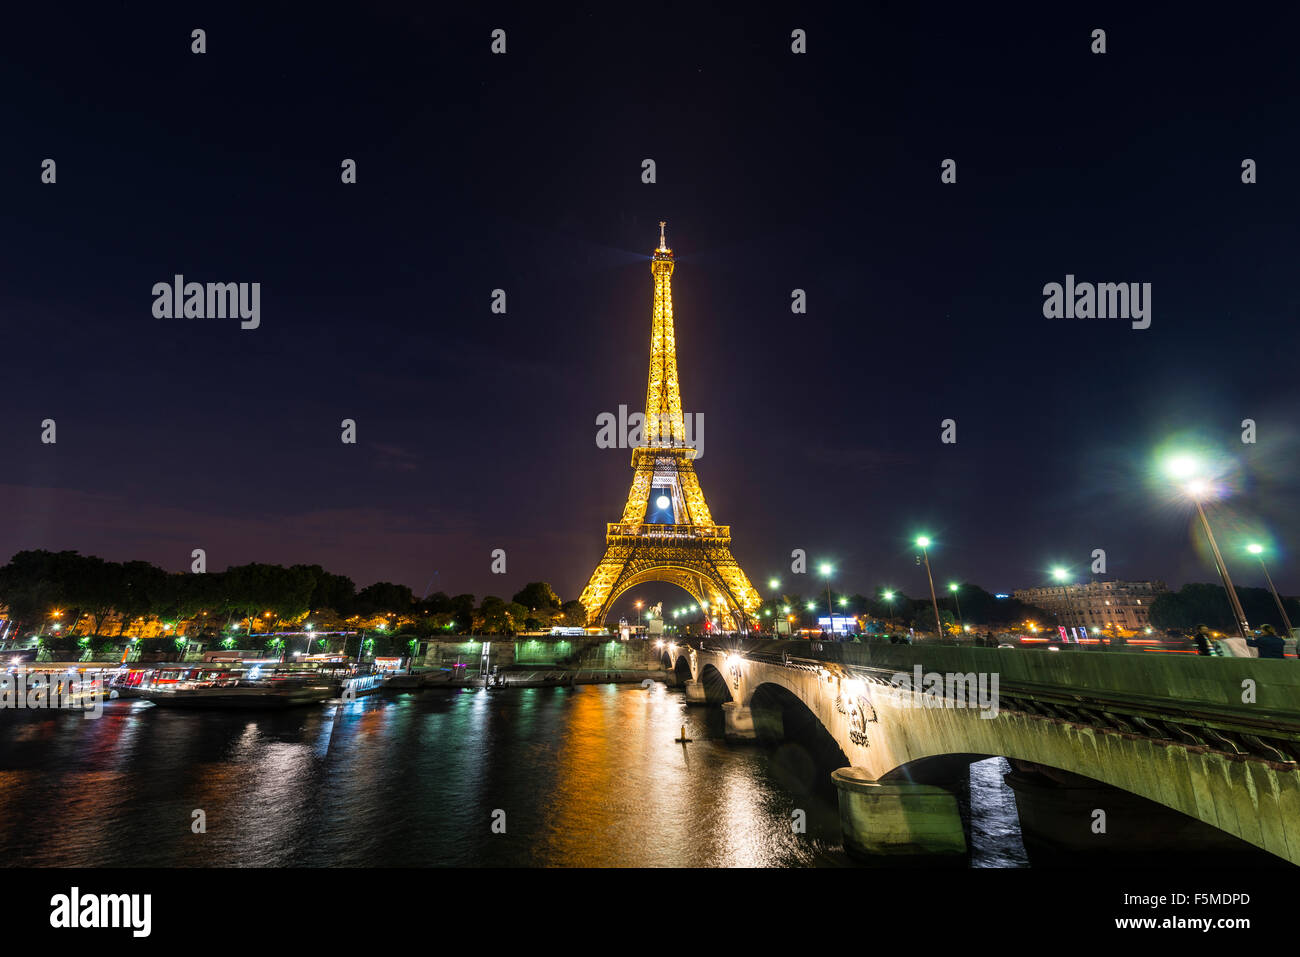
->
[578,224,761,630]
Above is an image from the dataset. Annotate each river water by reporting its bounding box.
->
[0,683,1027,867]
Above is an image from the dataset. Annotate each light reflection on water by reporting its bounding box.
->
[969,757,1030,868]
[0,684,1026,867]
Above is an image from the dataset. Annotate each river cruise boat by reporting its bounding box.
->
[118,660,341,709]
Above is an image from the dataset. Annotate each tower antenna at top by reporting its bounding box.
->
[658,221,667,251]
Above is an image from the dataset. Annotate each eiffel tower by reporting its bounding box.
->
[578,223,761,631]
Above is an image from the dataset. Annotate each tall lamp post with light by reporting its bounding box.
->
[1051,566,1089,646]
[1165,456,1251,640]
[1247,544,1294,638]
[948,583,965,636]
[916,537,943,640]
[819,564,835,636]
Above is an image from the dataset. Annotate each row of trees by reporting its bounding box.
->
[0,550,588,640]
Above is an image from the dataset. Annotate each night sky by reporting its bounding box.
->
[4,3,1300,619]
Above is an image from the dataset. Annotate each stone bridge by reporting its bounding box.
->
[656,638,1300,865]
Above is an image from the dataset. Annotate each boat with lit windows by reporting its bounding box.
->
[127,662,337,709]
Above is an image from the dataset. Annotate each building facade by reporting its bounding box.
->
[1012,580,1167,632]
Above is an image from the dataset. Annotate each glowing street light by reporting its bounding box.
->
[916,536,943,639]
[1166,457,1250,639]
[1247,543,1294,638]
[1050,566,1086,645]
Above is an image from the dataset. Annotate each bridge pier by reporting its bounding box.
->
[832,767,968,864]
[721,702,756,741]
[683,679,707,705]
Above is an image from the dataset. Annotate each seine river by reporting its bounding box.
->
[0,684,1027,867]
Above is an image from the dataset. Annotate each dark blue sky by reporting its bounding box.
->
[3,3,1299,616]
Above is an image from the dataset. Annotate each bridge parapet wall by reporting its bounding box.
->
[709,639,1300,730]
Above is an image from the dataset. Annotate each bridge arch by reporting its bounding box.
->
[749,680,850,765]
[673,655,693,683]
[697,663,733,704]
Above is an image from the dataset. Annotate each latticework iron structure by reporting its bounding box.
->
[578,224,761,630]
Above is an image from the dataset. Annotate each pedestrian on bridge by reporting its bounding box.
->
[1194,625,1217,657]
[1247,624,1286,659]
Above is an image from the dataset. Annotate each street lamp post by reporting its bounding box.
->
[916,537,943,640]
[1165,456,1251,640]
[1051,567,1088,647]
[1248,544,1294,638]
[881,590,896,629]
[1188,483,1251,639]
[948,583,964,636]
[820,564,834,636]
